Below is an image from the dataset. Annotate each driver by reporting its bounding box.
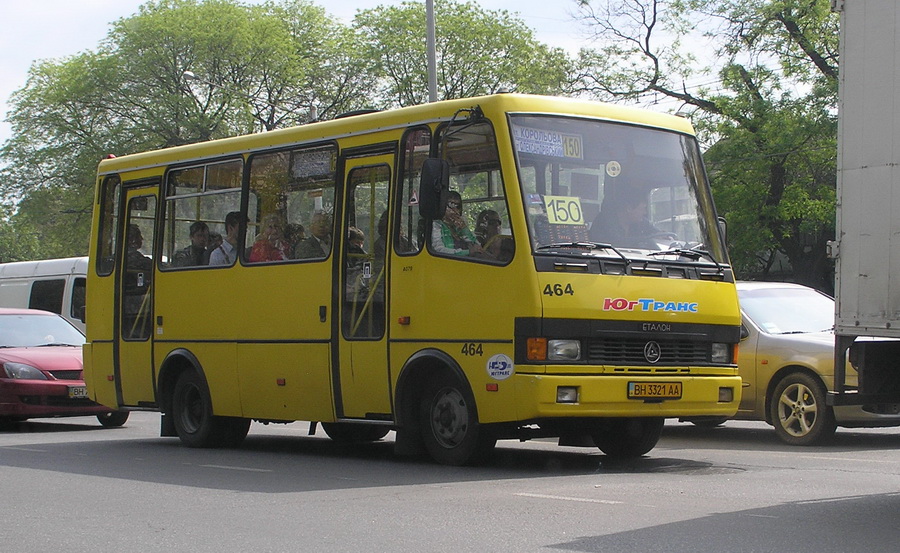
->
[589,187,671,248]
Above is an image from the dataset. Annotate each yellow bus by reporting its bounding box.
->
[84,94,741,465]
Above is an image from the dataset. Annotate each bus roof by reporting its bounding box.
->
[96,93,696,176]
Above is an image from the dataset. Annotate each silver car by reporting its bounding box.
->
[690,282,900,445]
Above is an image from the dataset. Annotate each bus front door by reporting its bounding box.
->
[115,188,158,406]
[336,157,393,419]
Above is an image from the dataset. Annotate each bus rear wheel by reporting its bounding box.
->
[322,422,390,443]
[591,417,664,458]
[172,371,250,448]
[419,373,496,466]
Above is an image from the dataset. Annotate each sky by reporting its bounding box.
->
[0,0,593,145]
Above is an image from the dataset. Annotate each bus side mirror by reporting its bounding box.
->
[717,216,728,245]
[419,158,449,219]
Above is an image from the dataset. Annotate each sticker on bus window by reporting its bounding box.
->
[606,160,622,177]
[486,354,514,381]
[512,125,583,159]
[543,196,585,225]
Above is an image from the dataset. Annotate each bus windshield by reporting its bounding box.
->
[511,114,725,262]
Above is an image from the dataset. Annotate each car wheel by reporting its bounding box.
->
[322,422,390,443]
[419,373,496,466]
[592,417,664,458]
[769,371,837,446]
[97,410,129,427]
[172,371,250,448]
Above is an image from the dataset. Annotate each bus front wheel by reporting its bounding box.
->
[172,371,250,448]
[419,373,496,466]
[592,417,664,458]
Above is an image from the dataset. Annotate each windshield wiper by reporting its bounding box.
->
[647,247,722,272]
[535,242,630,265]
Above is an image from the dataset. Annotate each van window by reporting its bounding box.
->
[71,277,86,322]
[29,280,65,314]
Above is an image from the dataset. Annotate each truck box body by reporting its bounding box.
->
[832,0,900,404]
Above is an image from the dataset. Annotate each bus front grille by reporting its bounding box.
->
[586,338,710,365]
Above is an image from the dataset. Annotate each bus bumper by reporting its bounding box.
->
[512,373,741,420]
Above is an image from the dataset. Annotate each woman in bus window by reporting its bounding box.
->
[431,191,484,257]
[249,213,290,262]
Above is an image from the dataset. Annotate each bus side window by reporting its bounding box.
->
[96,175,121,276]
[163,160,242,269]
[431,121,514,264]
[247,144,337,263]
[398,127,431,255]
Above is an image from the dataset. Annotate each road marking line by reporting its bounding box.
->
[4,447,46,452]
[515,493,622,505]
[200,464,272,473]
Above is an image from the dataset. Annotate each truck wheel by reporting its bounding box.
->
[419,373,496,466]
[97,410,129,427]
[322,422,390,443]
[172,371,250,448]
[770,371,836,445]
[592,417,664,458]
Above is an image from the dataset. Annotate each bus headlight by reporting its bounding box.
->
[548,340,581,361]
[711,342,730,363]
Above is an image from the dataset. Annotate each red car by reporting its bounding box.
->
[0,307,128,426]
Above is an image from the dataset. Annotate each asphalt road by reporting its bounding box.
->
[2,412,900,553]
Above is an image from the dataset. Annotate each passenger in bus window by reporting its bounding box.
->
[249,213,291,263]
[589,187,673,248]
[374,211,410,258]
[172,221,210,267]
[475,209,512,261]
[209,211,242,266]
[207,232,222,256]
[431,191,484,257]
[124,224,152,289]
[285,223,306,256]
[295,212,332,259]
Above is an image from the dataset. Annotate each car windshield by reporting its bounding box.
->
[739,287,834,335]
[0,313,86,347]
[510,114,726,261]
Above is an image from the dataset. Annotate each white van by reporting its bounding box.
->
[0,257,88,333]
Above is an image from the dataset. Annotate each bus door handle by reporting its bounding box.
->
[319,306,327,322]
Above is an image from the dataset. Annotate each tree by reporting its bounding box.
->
[354,0,574,107]
[0,0,373,259]
[572,0,839,290]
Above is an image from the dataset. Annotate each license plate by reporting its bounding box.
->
[628,381,682,400]
[68,385,88,399]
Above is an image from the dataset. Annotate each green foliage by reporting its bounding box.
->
[574,0,838,290]
[355,0,573,107]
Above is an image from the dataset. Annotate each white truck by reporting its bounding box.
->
[830,0,900,409]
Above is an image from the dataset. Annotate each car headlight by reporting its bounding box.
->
[3,362,48,380]
[548,339,582,361]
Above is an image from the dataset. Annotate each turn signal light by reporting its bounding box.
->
[527,338,547,361]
